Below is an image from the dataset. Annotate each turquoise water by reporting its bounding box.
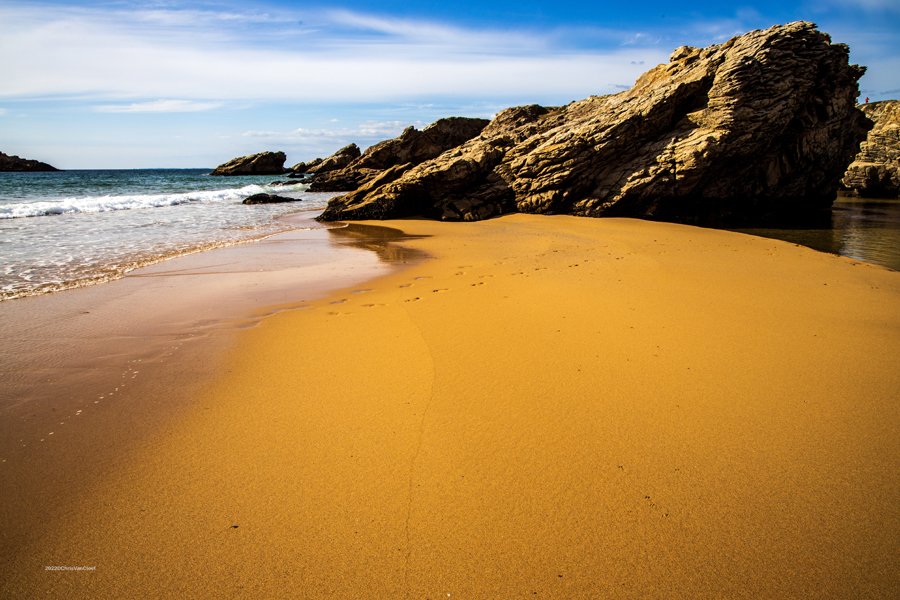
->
[0,169,335,299]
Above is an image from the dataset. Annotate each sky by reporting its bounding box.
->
[1,0,898,168]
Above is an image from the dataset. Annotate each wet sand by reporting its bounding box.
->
[3,214,899,598]
[0,213,416,591]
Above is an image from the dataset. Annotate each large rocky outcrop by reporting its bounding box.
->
[0,152,59,172]
[303,117,490,192]
[210,151,287,176]
[842,100,900,197]
[319,22,869,224]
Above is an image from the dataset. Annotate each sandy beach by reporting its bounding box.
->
[2,214,899,598]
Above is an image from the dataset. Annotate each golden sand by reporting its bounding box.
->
[4,214,899,598]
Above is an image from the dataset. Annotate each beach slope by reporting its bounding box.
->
[7,214,899,598]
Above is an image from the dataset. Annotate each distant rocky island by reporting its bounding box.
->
[220,22,879,224]
[0,152,59,172]
[842,100,899,197]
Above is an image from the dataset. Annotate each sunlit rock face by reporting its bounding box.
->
[210,151,287,176]
[319,22,870,225]
[304,118,490,193]
[843,100,900,198]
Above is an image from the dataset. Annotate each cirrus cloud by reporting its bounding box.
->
[94,99,225,113]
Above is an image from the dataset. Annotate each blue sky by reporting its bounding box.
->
[1,0,898,168]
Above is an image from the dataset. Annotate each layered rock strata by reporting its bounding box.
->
[303,118,490,191]
[842,100,900,197]
[319,22,869,224]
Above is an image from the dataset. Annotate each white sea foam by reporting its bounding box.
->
[0,182,309,219]
[0,170,334,301]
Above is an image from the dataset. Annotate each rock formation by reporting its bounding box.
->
[303,117,490,192]
[842,100,899,197]
[306,144,361,174]
[319,22,869,224]
[0,152,59,172]
[210,151,287,176]
[289,158,323,174]
[242,193,302,205]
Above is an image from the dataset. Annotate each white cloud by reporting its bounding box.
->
[95,99,224,113]
[325,9,542,53]
[0,107,7,116]
[0,3,663,104]
[242,120,418,142]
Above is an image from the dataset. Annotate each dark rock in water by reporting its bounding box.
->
[270,180,307,186]
[242,193,301,205]
[211,151,287,176]
[0,151,59,172]
[319,22,870,225]
[842,100,900,197]
[305,117,491,193]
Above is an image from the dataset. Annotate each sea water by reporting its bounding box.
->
[0,169,337,300]
[2,171,898,302]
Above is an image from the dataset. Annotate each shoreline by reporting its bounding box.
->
[4,213,898,597]
[0,214,422,587]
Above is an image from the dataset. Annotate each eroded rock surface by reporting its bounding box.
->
[211,151,287,176]
[319,22,869,224]
[842,100,900,197]
[305,144,361,176]
[305,118,490,192]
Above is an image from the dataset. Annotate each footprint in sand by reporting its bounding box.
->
[404,297,421,303]
[330,298,348,305]
[399,283,412,288]
[432,288,449,293]
[352,289,373,294]
[470,282,485,287]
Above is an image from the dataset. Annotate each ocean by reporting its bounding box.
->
[1,171,898,302]
[0,169,337,300]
